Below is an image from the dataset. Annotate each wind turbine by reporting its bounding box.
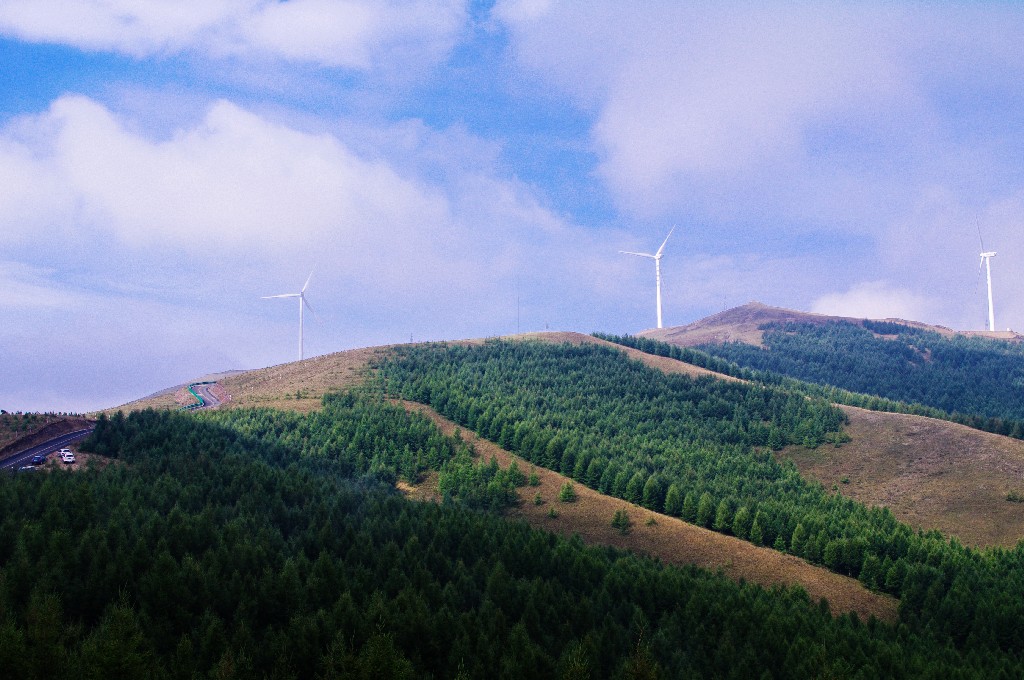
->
[980,248,997,332]
[621,227,674,329]
[262,272,316,361]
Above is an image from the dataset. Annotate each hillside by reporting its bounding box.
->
[113,332,734,415]
[786,405,1024,547]
[639,301,1022,347]
[116,330,1024,549]
[638,303,1024,430]
[33,328,1024,675]
[4,399,975,678]
[400,399,896,622]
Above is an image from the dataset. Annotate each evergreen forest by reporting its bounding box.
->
[599,328,1024,439]
[690,321,1024,432]
[3,341,1024,676]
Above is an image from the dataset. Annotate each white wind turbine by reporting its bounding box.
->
[262,272,317,361]
[980,247,997,332]
[621,227,674,329]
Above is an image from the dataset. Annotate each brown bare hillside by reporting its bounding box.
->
[784,405,1024,548]
[113,346,395,413]
[398,399,897,624]
[641,301,1021,348]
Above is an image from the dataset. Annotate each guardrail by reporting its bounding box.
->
[181,382,218,411]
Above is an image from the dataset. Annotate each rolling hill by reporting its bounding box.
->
[116,327,1024,549]
[17,314,1024,676]
[640,300,1023,347]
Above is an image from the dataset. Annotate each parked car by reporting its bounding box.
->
[30,454,46,465]
[60,450,75,464]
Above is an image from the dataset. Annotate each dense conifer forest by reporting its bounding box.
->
[688,321,1024,432]
[0,399,990,678]
[4,341,1024,676]
[380,340,1024,673]
[599,330,1024,439]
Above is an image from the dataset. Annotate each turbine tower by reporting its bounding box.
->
[980,250,997,332]
[620,227,674,329]
[262,271,316,361]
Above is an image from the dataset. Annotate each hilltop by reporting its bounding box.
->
[112,326,1024,547]
[640,301,1023,348]
[113,331,734,414]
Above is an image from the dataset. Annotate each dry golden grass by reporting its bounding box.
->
[0,413,65,450]
[113,346,397,414]
[784,405,1024,548]
[398,399,897,623]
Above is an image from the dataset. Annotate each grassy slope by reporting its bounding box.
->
[399,399,897,623]
[786,405,1024,547]
[111,328,1024,558]
[641,300,1023,348]
[640,303,1024,547]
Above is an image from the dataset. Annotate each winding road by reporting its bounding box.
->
[183,382,223,410]
[0,427,95,471]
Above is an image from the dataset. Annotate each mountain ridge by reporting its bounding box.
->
[640,301,1022,347]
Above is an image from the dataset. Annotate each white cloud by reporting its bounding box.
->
[2,95,451,260]
[0,95,654,410]
[494,2,1024,334]
[811,281,936,322]
[496,2,1024,221]
[0,0,467,70]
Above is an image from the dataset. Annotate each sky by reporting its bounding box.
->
[2,1,1023,413]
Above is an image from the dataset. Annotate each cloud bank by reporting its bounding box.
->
[0,0,467,70]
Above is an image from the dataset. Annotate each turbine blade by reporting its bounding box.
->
[262,293,300,299]
[302,294,319,321]
[656,226,675,257]
[619,250,656,258]
[302,270,314,293]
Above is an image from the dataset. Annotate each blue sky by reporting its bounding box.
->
[2,1,1023,413]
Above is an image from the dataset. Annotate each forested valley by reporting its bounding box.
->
[2,341,1024,676]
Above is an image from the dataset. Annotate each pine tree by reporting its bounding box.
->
[750,516,764,546]
[713,498,733,533]
[790,523,807,557]
[695,492,715,528]
[663,483,683,517]
[732,506,752,540]
[612,508,631,534]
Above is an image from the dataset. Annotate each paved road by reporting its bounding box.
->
[193,382,223,409]
[0,427,95,471]
[183,382,222,410]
